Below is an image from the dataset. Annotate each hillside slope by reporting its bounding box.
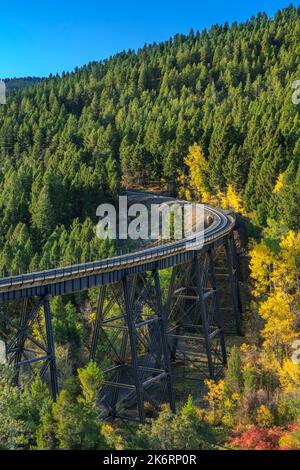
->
[4,77,44,94]
[0,5,299,274]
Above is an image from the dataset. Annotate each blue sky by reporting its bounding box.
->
[1,0,299,78]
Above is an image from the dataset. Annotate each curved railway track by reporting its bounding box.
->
[0,192,241,417]
[0,193,235,300]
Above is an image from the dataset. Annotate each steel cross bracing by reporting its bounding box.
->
[0,192,243,422]
[86,236,241,422]
[0,235,242,422]
[1,293,58,399]
[165,249,227,380]
[89,266,175,423]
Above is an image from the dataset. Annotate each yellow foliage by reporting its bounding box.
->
[279,359,300,393]
[251,231,300,359]
[271,231,300,292]
[220,184,245,214]
[280,230,300,252]
[223,393,240,411]
[250,231,300,300]
[184,143,211,202]
[101,424,125,450]
[273,172,285,193]
[177,174,192,200]
[88,311,96,324]
[258,353,281,376]
[259,291,297,357]
[249,241,274,298]
[271,260,295,294]
[240,343,251,353]
[184,188,192,201]
[204,379,225,425]
[256,405,274,428]
[204,379,225,408]
[32,307,45,343]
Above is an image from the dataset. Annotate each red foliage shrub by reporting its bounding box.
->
[229,426,284,450]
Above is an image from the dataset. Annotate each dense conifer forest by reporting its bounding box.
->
[0,4,300,450]
[4,78,44,94]
[0,4,299,274]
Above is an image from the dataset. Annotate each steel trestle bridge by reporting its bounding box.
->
[0,193,242,423]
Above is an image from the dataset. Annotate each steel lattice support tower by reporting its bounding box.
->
[89,265,176,423]
[166,248,228,380]
[2,293,58,399]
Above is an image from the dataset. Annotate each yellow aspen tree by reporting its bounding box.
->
[249,241,274,298]
[273,172,285,194]
[259,291,297,360]
[279,359,300,393]
[220,184,245,214]
[184,143,211,202]
[204,379,225,423]
[272,231,300,296]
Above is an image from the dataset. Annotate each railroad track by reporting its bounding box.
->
[0,193,235,301]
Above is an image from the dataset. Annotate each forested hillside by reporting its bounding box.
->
[0,6,300,276]
[4,78,44,94]
[1,4,300,452]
